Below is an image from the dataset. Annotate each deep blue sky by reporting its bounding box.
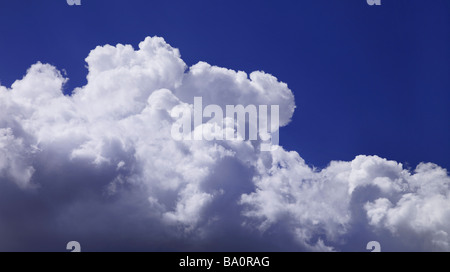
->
[0,0,449,170]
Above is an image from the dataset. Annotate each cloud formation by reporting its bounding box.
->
[0,36,449,251]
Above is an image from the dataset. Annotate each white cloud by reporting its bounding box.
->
[241,152,450,251]
[364,163,450,251]
[0,36,449,251]
[0,128,35,188]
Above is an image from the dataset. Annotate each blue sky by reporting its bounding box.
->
[0,0,448,170]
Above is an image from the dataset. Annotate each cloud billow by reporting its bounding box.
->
[0,36,449,251]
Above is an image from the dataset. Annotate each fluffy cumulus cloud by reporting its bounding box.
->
[0,36,449,251]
